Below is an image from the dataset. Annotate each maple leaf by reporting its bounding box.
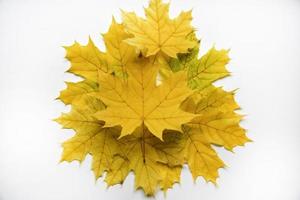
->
[104,126,185,196]
[103,18,136,77]
[158,32,200,80]
[64,38,108,82]
[57,79,98,106]
[182,86,251,151]
[159,164,181,193]
[55,96,104,161]
[55,96,104,133]
[169,45,230,89]
[55,0,250,196]
[122,0,196,58]
[94,58,196,139]
[64,18,137,81]
[176,86,250,183]
[181,126,225,182]
[55,96,121,176]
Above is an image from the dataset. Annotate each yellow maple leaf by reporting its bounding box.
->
[55,0,250,196]
[57,79,98,106]
[64,18,137,81]
[103,18,136,77]
[168,44,230,89]
[94,58,196,139]
[55,96,104,133]
[55,96,121,175]
[90,127,121,179]
[105,126,185,195]
[122,0,196,58]
[64,38,108,82]
[182,126,225,183]
[181,86,251,151]
[159,164,182,194]
[104,155,130,185]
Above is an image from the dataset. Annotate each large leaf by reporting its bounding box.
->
[94,58,195,139]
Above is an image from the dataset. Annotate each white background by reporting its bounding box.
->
[0,0,300,199]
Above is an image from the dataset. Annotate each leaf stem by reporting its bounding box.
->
[141,122,146,163]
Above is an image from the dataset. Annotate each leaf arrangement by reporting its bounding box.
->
[55,0,250,196]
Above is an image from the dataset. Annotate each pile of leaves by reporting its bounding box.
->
[55,0,250,196]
